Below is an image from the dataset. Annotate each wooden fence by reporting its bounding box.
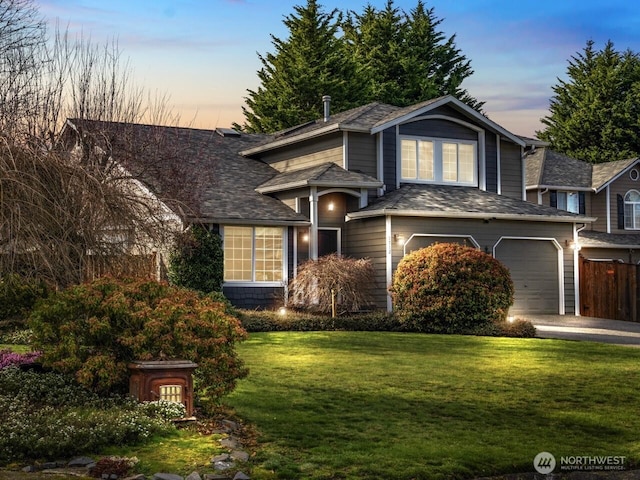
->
[579,256,640,322]
[83,253,158,282]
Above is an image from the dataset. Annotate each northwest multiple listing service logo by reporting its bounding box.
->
[534,452,626,474]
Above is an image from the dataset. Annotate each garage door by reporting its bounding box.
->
[495,239,560,315]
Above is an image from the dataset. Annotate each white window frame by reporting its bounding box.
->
[222,226,287,286]
[557,191,580,214]
[624,190,640,230]
[399,135,478,186]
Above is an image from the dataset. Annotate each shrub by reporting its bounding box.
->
[29,277,248,408]
[288,254,376,314]
[0,367,176,463]
[139,400,186,421]
[238,309,400,332]
[0,350,42,369]
[389,243,514,334]
[0,273,49,323]
[168,225,223,294]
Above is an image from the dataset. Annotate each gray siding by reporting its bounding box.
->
[347,132,377,178]
[589,190,609,232]
[581,247,640,263]
[260,133,343,173]
[485,134,498,193]
[344,217,387,308]
[500,141,523,199]
[601,173,640,233]
[382,128,397,192]
[399,118,477,140]
[223,286,284,310]
[388,217,576,315]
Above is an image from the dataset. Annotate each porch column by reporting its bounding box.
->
[309,187,318,260]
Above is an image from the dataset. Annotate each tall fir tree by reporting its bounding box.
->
[343,0,481,109]
[237,0,360,133]
[538,40,640,164]
[239,0,481,133]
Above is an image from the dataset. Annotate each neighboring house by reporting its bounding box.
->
[64,95,594,316]
[525,146,640,263]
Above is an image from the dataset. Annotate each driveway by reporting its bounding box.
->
[521,315,640,347]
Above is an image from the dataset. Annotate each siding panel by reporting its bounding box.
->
[261,133,343,172]
[500,141,523,199]
[347,132,377,178]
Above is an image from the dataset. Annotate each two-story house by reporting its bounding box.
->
[525,145,640,263]
[65,95,593,316]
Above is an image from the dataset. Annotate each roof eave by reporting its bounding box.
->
[346,209,596,224]
[526,185,595,192]
[241,123,370,156]
[187,217,311,226]
[256,179,382,194]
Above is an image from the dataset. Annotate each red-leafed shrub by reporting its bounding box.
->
[28,277,248,408]
[389,243,514,334]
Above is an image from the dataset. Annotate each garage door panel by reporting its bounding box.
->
[495,239,559,315]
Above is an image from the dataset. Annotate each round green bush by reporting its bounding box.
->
[389,243,514,333]
[28,277,248,409]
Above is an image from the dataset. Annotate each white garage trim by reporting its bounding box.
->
[386,215,393,312]
[493,236,565,315]
[402,233,480,256]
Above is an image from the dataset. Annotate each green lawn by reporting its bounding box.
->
[226,332,640,479]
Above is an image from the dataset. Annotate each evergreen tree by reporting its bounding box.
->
[538,40,640,164]
[343,1,405,105]
[239,0,481,133]
[402,1,482,110]
[237,0,360,133]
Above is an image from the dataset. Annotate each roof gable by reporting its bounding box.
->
[525,146,640,192]
[242,95,525,156]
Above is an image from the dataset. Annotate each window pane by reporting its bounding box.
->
[557,192,567,210]
[417,141,434,180]
[635,205,640,230]
[458,144,474,183]
[566,192,579,213]
[255,227,283,282]
[442,143,457,182]
[224,226,253,281]
[401,139,417,179]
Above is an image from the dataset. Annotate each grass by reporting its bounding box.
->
[225,332,640,479]
[99,428,227,476]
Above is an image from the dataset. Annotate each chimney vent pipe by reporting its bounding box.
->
[322,95,331,122]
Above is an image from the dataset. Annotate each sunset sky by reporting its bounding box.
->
[38,0,640,137]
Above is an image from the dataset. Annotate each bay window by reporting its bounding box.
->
[223,226,284,282]
[401,137,477,186]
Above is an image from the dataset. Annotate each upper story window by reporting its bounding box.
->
[550,191,585,214]
[223,226,284,283]
[624,190,640,230]
[400,137,477,186]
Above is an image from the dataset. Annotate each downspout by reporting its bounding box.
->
[537,188,548,205]
[573,223,587,316]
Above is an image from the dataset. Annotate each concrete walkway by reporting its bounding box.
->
[520,315,640,347]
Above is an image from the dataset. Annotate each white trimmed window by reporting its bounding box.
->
[400,137,476,185]
[624,190,640,230]
[223,226,284,282]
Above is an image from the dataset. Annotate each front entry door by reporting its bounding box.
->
[318,228,340,257]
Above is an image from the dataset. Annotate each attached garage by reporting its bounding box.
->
[494,238,563,315]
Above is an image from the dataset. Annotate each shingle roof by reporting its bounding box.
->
[592,158,639,191]
[525,147,640,191]
[65,119,308,225]
[579,230,640,249]
[256,162,382,193]
[349,183,591,223]
[525,147,592,188]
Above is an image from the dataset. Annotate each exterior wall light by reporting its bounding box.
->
[394,234,405,245]
[327,201,335,211]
